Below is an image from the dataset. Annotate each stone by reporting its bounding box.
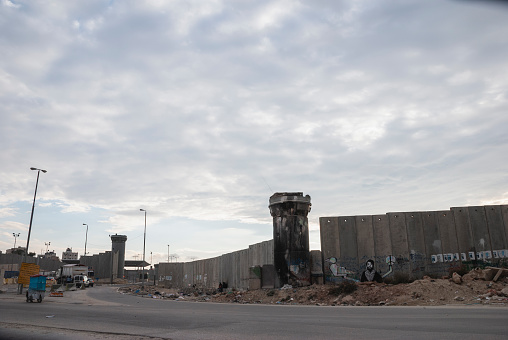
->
[500,287,508,297]
[341,295,354,304]
[452,272,462,284]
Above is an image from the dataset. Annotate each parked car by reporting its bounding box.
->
[86,277,94,287]
[46,277,56,286]
[74,275,89,288]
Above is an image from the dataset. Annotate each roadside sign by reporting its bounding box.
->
[18,263,40,285]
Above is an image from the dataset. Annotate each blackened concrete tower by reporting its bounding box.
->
[110,234,127,279]
[269,192,312,287]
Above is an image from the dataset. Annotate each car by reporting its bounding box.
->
[46,277,56,286]
[74,275,89,288]
[86,277,94,287]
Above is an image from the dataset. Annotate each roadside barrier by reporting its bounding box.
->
[65,283,77,291]
[50,284,63,292]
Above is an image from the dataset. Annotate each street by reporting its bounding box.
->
[0,285,507,339]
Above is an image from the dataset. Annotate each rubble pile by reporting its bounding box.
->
[120,267,508,306]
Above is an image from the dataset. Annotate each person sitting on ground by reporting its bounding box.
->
[360,259,383,283]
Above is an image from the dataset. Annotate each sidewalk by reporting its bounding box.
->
[0,284,101,305]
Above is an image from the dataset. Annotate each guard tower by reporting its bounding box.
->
[110,234,127,280]
[269,192,312,287]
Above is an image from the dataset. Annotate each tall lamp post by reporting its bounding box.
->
[11,233,20,271]
[19,167,46,294]
[167,244,170,263]
[12,233,20,249]
[140,209,147,289]
[83,223,88,257]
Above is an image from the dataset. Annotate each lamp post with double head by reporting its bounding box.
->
[11,233,20,271]
[13,233,20,249]
[140,209,147,289]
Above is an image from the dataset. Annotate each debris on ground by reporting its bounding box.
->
[119,267,508,306]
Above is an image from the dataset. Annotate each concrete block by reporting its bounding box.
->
[436,210,459,255]
[421,211,446,276]
[355,216,375,266]
[320,217,340,283]
[501,205,508,251]
[388,212,410,276]
[338,216,359,277]
[451,207,474,262]
[261,265,275,288]
[485,205,507,252]
[405,212,426,279]
[372,214,392,277]
[468,206,492,255]
[249,266,261,290]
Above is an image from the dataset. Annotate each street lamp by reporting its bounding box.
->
[140,209,147,289]
[25,167,47,258]
[19,167,46,294]
[12,233,20,249]
[83,223,88,257]
[11,233,20,271]
[167,244,170,263]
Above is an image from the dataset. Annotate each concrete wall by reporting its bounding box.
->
[320,205,508,282]
[80,251,117,282]
[0,253,62,273]
[157,240,274,290]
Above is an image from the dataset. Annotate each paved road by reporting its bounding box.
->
[1,285,507,339]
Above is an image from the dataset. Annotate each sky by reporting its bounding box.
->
[1,0,507,265]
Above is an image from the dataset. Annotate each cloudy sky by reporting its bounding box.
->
[1,0,507,264]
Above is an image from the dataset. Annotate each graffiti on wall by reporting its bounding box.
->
[325,257,354,278]
[360,259,383,283]
[431,250,508,263]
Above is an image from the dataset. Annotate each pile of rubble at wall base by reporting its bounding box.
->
[119,267,508,306]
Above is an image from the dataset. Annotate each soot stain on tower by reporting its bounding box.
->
[269,192,312,287]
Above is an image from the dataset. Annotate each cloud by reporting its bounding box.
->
[0,0,507,257]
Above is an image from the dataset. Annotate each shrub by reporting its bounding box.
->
[384,273,413,285]
[328,281,357,296]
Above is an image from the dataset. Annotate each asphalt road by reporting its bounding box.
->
[0,285,507,339]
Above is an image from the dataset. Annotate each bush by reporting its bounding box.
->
[328,281,357,296]
[384,273,413,285]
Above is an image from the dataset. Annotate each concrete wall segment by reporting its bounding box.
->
[338,216,359,276]
[436,210,459,255]
[319,217,340,283]
[355,215,375,268]
[404,212,426,279]
[485,205,507,253]
[372,214,392,276]
[451,207,475,260]
[388,212,411,276]
[468,206,493,254]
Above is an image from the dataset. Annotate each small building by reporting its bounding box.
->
[62,248,78,261]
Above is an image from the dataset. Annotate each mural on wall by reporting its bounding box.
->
[325,257,355,280]
[383,256,395,278]
[360,259,383,283]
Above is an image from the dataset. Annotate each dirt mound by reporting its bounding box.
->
[120,268,508,307]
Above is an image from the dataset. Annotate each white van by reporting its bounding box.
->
[74,275,89,288]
